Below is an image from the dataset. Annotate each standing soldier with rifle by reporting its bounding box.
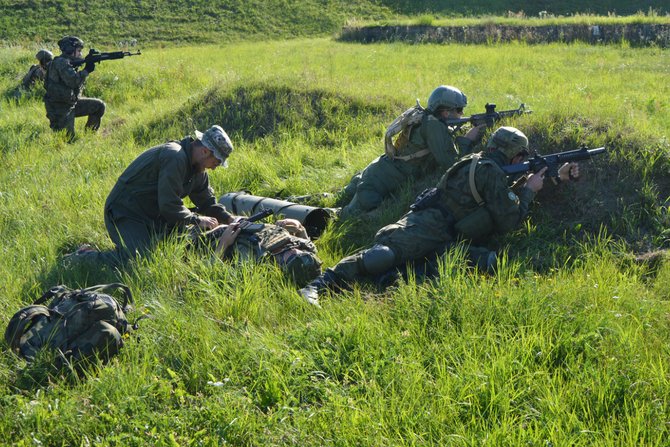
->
[44,36,105,141]
[301,127,590,305]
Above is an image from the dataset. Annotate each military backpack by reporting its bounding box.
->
[4,283,135,367]
[384,100,429,161]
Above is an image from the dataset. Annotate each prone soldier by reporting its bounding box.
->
[339,85,484,218]
[301,126,580,305]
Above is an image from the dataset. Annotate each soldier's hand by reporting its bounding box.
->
[559,162,580,182]
[526,167,547,193]
[197,216,219,230]
[277,218,309,239]
[464,124,486,142]
[215,225,243,255]
[84,60,96,73]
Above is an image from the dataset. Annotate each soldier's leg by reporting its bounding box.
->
[105,209,154,261]
[46,102,76,140]
[300,244,398,305]
[338,172,362,207]
[340,156,404,218]
[466,245,497,272]
[75,97,106,131]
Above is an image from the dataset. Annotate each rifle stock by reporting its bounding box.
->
[443,103,531,131]
[502,146,607,178]
[72,49,142,68]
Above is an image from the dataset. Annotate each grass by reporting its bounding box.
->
[0,38,670,444]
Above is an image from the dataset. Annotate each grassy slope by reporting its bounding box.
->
[1,0,668,48]
[1,38,670,444]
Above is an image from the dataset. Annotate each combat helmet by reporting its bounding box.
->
[58,36,84,54]
[283,251,322,287]
[486,126,529,161]
[35,49,53,65]
[427,85,467,113]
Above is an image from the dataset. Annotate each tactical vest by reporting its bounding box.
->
[439,153,496,241]
[44,56,82,104]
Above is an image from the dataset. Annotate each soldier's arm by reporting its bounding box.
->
[422,118,460,169]
[55,58,88,89]
[479,164,536,234]
[156,150,198,225]
[21,65,40,89]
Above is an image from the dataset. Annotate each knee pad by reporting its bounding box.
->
[361,244,396,275]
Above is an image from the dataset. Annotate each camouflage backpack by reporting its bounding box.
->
[4,283,134,366]
[384,99,428,161]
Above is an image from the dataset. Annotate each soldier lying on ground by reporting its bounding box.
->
[301,126,580,305]
[338,85,485,219]
[193,218,322,287]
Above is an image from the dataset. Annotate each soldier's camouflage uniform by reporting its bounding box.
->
[88,137,230,264]
[340,113,475,217]
[21,64,46,90]
[44,55,105,140]
[327,150,535,283]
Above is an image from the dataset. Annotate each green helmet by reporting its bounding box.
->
[35,49,53,65]
[427,85,467,113]
[486,126,529,161]
[283,251,322,287]
[58,36,84,54]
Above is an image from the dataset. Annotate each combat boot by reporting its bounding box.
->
[299,270,343,306]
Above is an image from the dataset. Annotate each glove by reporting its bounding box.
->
[84,60,95,73]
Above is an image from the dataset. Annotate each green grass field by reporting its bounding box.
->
[1,17,670,447]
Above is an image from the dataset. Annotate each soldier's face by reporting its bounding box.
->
[73,48,82,58]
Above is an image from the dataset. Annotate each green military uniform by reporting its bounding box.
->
[102,136,229,261]
[340,112,474,217]
[195,222,322,286]
[44,55,105,140]
[326,150,535,283]
[21,64,46,90]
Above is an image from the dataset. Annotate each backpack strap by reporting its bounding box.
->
[80,283,134,310]
[34,285,72,305]
[4,305,50,352]
[468,154,485,206]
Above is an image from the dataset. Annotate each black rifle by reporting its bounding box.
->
[205,208,274,240]
[502,146,607,179]
[71,48,142,68]
[443,103,531,131]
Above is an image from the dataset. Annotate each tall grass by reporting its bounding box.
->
[0,39,669,445]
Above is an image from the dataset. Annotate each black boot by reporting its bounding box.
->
[299,270,343,306]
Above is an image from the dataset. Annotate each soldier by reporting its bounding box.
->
[67,125,236,265]
[339,85,485,218]
[20,49,53,90]
[44,36,105,141]
[301,126,580,305]
[194,218,322,287]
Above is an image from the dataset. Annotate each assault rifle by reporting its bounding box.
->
[205,208,274,240]
[443,103,531,131]
[71,48,142,68]
[502,146,607,180]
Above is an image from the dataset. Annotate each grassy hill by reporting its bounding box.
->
[1,0,668,47]
[1,37,670,444]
